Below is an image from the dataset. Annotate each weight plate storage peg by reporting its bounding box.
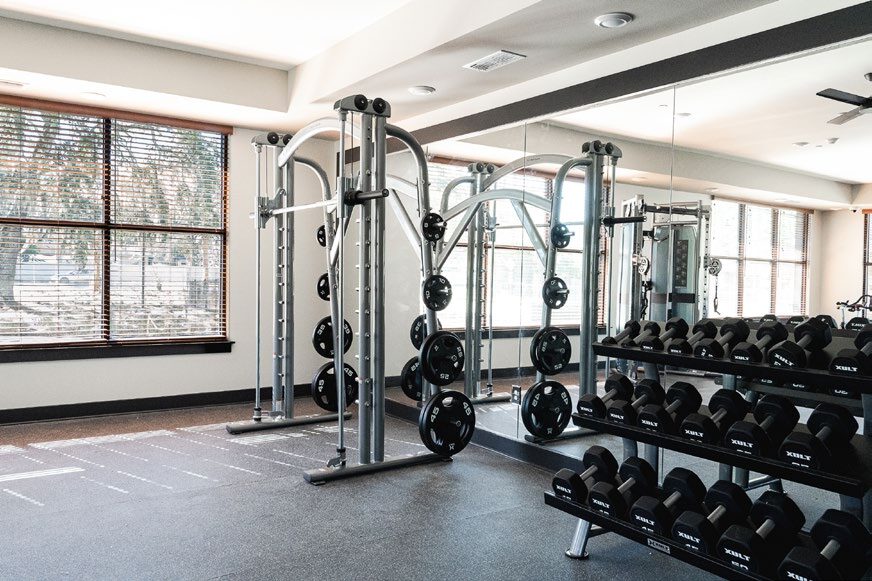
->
[420,212,446,242]
[530,326,572,375]
[418,390,476,456]
[310,362,359,412]
[422,275,453,311]
[521,380,572,439]
[316,224,326,247]
[420,330,465,386]
[541,276,569,309]
[311,316,353,358]
[550,223,572,249]
[400,357,423,401]
[316,272,330,301]
[409,314,443,349]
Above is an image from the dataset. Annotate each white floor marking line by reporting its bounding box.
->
[178,429,234,445]
[180,423,227,432]
[3,488,44,507]
[15,453,45,465]
[80,476,129,494]
[116,471,173,490]
[242,453,305,470]
[386,438,426,448]
[41,448,106,469]
[271,449,323,463]
[88,444,150,463]
[0,445,24,455]
[0,466,85,482]
[137,441,191,457]
[161,465,218,482]
[165,433,230,452]
[202,459,261,476]
[230,433,289,445]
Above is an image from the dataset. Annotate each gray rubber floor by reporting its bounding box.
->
[0,405,721,581]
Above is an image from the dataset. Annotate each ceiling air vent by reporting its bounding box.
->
[463,50,526,72]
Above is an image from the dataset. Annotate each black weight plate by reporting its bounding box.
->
[550,223,571,249]
[311,316,353,358]
[542,276,569,309]
[420,330,464,386]
[311,362,358,412]
[409,314,443,349]
[316,224,326,247]
[421,212,446,242]
[530,326,572,375]
[422,275,452,311]
[521,380,572,439]
[316,272,330,301]
[418,390,475,456]
[400,357,423,401]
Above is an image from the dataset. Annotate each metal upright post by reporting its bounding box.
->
[272,151,284,417]
[282,158,295,419]
[253,144,264,421]
[372,115,387,462]
[358,112,373,465]
[334,112,348,464]
[471,173,486,398]
[579,151,603,397]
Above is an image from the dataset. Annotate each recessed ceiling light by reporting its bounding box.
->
[594,12,634,28]
[793,141,809,147]
[408,85,436,96]
[631,177,647,182]
[827,137,839,145]
[675,112,692,118]
[0,79,27,88]
[704,187,718,192]
[81,91,106,99]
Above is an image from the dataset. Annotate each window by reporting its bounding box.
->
[0,103,227,347]
[708,199,809,317]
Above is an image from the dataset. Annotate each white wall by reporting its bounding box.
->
[815,209,866,320]
[1,129,334,411]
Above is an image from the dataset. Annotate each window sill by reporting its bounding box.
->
[0,340,233,363]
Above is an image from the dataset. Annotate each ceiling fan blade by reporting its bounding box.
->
[817,88,868,106]
[828,107,863,125]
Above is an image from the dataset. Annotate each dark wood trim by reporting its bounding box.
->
[0,94,233,134]
[0,339,232,363]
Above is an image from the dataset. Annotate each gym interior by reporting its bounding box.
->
[1,2,871,580]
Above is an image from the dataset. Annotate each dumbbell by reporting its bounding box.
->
[672,481,752,554]
[601,320,642,345]
[730,321,788,363]
[680,389,750,443]
[787,315,807,326]
[830,324,872,376]
[768,317,832,368]
[636,382,702,434]
[629,468,706,535]
[815,314,838,329]
[577,373,633,417]
[760,314,778,323]
[639,317,688,351]
[605,379,665,425]
[587,457,657,518]
[623,321,661,347]
[717,490,806,575]
[694,318,750,358]
[551,445,619,503]
[667,319,718,355]
[723,394,799,456]
[778,509,872,581]
[779,403,858,470]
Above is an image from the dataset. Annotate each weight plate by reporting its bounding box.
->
[409,314,443,349]
[316,272,330,301]
[420,330,465,386]
[311,316,353,358]
[421,212,446,242]
[400,357,423,401]
[422,275,452,311]
[311,362,358,412]
[521,380,572,439]
[530,326,572,375]
[550,223,572,249]
[542,276,569,309]
[418,390,475,456]
[316,224,326,247]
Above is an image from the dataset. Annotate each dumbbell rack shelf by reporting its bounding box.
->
[592,342,872,393]
[571,413,870,497]
[544,492,769,581]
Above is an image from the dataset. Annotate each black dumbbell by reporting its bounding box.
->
[779,403,858,470]
[717,491,806,575]
[830,324,872,376]
[730,321,788,363]
[787,315,806,326]
[694,318,750,359]
[551,445,619,503]
[606,379,665,425]
[778,509,872,581]
[846,316,870,331]
[667,319,718,355]
[637,382,702,434]
[760,314,778,323]
[629,468,706,535]
[577,373,633,417]
[672,481,752,554]
[623,321,662,347]
[723,395,799,456]
[680,389,750,444]
[768,317,832,368]
[602,320,642,345]
[815,314,837,329]
[640,317,689,351]
[587,457,657,518]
